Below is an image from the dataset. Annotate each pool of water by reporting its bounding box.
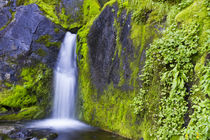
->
[54,129,127,140]
[0,122,128,140]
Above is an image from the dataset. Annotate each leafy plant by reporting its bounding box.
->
[132,22,201,139]
[185,61,210,140]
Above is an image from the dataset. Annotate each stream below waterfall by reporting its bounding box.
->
[0,122,128,140]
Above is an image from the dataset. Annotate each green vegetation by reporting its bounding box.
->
[22,0,83,29]
[133,23,200,139]
[36,35,61,48]
[77,0,164,139]
[83,0,101,24]
[0,64,53,120]
[131,1,209,138]
[77,0,209,139]
[185,61,210,140]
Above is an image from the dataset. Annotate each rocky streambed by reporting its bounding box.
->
[0,122,58,140]
[0,122,129,140]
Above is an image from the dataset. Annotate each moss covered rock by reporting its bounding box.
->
[77,0,167,139]
[0,4,65,121]
[77,0,209,139]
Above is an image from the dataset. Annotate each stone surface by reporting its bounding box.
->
[0,4,65,85]
[98,0,110,7]
[0,123,57,139]
[0,0,9,9]
[0,125,15,135]
[9,126,32,139]
[61,0,83,22]
[0,7,12,29]
[88,3,119,92]
[87,3,134,92]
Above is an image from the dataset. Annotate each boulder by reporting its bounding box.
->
[0,4,65,84]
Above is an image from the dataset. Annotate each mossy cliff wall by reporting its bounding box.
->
[0,2,65,121]
[77,0,209,139]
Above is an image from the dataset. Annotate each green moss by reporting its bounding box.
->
[0,107,7,114]
[175,0,208,23]
[24,0,83,29]
[1,85,37,108]
[78,81,143,138]
[36,35,61,48]
[77,1,169,139]
[16,0,26,6]
[185,60,210,140]
[83,0,101,24]
[77,1,144,138]
[0,106,42,121]
[0,64,53,121]
[54,27,60,33]
[36,48,47,57]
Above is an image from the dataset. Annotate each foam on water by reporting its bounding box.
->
[29,119,89,130]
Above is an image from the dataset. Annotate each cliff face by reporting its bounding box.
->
[0,2,65,120]
[77,2,162,139]
[77,0,209,139]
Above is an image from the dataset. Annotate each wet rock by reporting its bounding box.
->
[0,123,58,140]
[8,127,32,139]
[0,0,9,9]
[0,7,12,29]
[61,0,83,23]
[88,3,119,92]
[0,125,15,135]
[87,3,133,92]
[0,4,45,56]
[30,129,58,140]
[98,0,111,7]
[0,4,65,85]
[4,73,10,80]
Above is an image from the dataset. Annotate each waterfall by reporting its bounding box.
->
[53,32,77,119]
[28,32,88,130]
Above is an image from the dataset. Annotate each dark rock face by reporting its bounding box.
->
[0,7,12,29]
[118,10,133,90]
[0,4,45,56]
[0,4,65,85]
[88,4,119,92]
[88,3,133,92]
[98,0,110,7]
[61,0,83,21]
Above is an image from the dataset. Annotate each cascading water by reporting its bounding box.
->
[28,32,88,130]
[53,32,77,119]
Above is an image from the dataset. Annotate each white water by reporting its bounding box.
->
[28,32,89,130]
[53,32,77,119]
